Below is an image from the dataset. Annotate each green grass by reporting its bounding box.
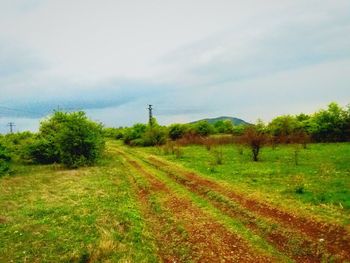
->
[1,141,349,261]
[0,155,158,262]
[143,142,350,224]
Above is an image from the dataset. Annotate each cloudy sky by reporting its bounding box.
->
[0,0,349,133]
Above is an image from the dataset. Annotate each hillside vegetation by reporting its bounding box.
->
[190,116,250,125]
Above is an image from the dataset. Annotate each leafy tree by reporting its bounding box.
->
[308,102,349,142]
[268,115,301,137]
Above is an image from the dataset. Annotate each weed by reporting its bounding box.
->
[212,148,224,165]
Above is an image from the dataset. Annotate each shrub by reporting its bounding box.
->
[168,124,186,140]
[142,126,167,146]
[103,127,125,139]
[56,112,105,167]
[123,123,147,145]
[27,111,105,168]
[0,132,35,162]
[194,121,214,136]
[0,143,11,176]
[123,119,167,147]
[212,148,224,165]
[25,137,60,164]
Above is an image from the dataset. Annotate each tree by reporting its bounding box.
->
[268,115,301,142]
[308,102,349,142]
[240,126,268,162]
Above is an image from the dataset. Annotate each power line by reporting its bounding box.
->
[0,105,43,116]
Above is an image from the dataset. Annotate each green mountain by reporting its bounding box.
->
[190,116,250,126]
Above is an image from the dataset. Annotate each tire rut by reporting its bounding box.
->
[118,149,275,262]
[143,155,350,261]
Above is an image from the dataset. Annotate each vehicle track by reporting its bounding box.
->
[141,154,350,262]
[116,149,275,262]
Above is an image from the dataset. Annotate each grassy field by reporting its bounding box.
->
[1,141,350,262]
[144,142,350,224]
[0,153,159,262]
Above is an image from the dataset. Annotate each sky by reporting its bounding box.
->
[0,0,349,133]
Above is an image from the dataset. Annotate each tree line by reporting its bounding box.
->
[104,102,350,146]
[0,102,349,176]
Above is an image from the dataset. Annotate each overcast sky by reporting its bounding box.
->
[0,0,349,133]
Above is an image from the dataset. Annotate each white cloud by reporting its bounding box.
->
[0,0,349,131]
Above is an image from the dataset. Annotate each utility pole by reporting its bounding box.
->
[7,122,15,134]
[148,104,153,127]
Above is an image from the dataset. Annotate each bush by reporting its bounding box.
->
[122,119,167,147]
[123,123,147,145]
[168,124,186,140]
[142,126,167,146]
[194,121,214,136]
[27,111,105,168]
[103,127,125,139]
[213,120,234,134]
[0,143,11,176]
[0,132,35,162]
[25,137,60,164]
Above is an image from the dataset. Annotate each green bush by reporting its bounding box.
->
[142,126,167,146]
[122,119,167,146]
[123,123,147,145]
[168,124,186,140]
[213,120,234,134]
[26,111,105,168]
[194,121,214,136]
[57,113,105,167]
[103,127,126,139]
[0,143,11,176]
[25,137,60,164]
[0,132,35,162]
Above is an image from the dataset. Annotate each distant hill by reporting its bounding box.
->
[190,116,250,126]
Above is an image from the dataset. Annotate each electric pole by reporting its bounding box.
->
[148,104,153,127]
[7,122,15,134]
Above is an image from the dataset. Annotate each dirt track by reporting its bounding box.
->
[111,145,350,262]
